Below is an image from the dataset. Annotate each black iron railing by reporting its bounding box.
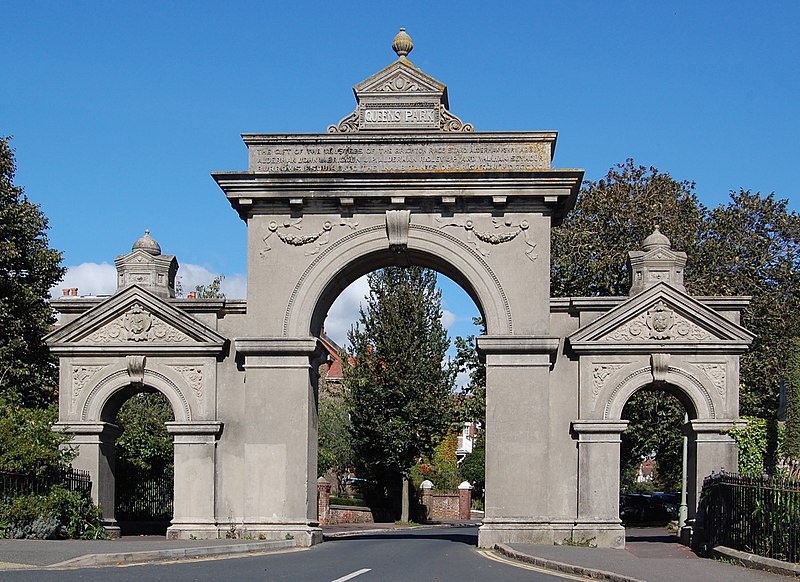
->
[115,472,173,521]
[0,468,92,498]
[700,471,800,562]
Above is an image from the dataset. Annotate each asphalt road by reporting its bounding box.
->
[1,527,574,581]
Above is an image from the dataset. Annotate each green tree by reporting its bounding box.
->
[691,191,800,417]
[194,274,225,299]
[454,317,486,427]
[619,391,684,492]
[0,399,73,476]
[317,372,355,492]
[551,159,705,298]
[342,266,455,521]
[115,391,174,476]
[784,339,800,464]
[0,136,65,407]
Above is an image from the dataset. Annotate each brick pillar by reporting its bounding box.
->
[317,477,331,525]
[420,479,434,522]
[458,481,473,520]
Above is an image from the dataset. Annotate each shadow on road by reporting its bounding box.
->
[324,529,478,546]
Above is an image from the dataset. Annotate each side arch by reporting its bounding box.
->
[603,365,717,421]
[284,223,512,337]
[81,364,193,423]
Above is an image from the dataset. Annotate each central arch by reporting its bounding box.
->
[285,223,511,339]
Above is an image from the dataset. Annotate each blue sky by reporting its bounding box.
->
[4,1,798,354]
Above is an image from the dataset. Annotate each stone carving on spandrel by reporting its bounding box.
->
[436,216,537,260]
[261,217,360,257]
[696,363,726,395]
[172,366,203,399]
[592,364,627,402]
[72,366,104,406]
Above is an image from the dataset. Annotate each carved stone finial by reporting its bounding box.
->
[132,229,162,256]
[642,225,671,251]
[392,28,413,59]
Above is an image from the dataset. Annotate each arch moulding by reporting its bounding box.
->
[283,222,514,338]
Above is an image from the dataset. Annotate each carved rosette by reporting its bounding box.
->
[83,304,190,343]
[261,217,359,257]
[436,216,536,259]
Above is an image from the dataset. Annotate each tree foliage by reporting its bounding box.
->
[317,372,355,491]
[342,267,455,495]
[784,339,800,463]
[691,191,800,417]
[115,391,174,475]
[551,159,705,298]
[453,317,486,426]
[0,136,65,407]
[619,390,684,492]
[0,399,74,476]
[194,274,225,299]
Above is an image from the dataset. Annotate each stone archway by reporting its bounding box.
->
[47,30,754,548]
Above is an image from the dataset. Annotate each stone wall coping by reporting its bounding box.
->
[53,421,123,438]
[235,337,319,356]
[689,419,746,433]
[241,131,560,146]
[477,336,560,354]
[571,420,630,434]
[165,421,223,436]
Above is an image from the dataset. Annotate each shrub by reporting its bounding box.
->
[0,486,106,540]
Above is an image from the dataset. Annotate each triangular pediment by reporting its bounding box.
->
[46,285,225,354]
[354,60,447,100]
[568,283,754,354]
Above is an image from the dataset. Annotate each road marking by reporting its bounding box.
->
[331,568,371,582]
[478,550,591,581]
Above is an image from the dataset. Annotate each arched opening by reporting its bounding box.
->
[618,383,696,535]
[101,385,177,536]
[315,260,485,526]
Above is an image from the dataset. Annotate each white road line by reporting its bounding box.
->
[330,568,371,582]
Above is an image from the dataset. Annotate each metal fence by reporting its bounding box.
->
[0,468,92,499]
[115,472,173,522]
[700,471,800,562]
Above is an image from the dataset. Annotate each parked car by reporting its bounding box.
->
[619,494,671,525]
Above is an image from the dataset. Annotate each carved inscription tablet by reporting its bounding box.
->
[249,141,550,173]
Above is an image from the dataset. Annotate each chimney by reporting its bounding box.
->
[71,288,78,296]
[62,288,70,296]
[187,291,197,300]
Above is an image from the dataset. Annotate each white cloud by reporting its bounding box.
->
[176,265,247,299]
[52,262,247,299]
[324,275,369,347]
[50,262,116,297]
[441,309,455,330]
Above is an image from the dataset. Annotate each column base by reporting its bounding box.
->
[102,524,121,539]
[478,519,625,549]
[571,521,625,549]
[166,523,323,546]
[478,520,555,548]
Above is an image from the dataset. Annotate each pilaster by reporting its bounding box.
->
[476,335,560,548]
[571,419,628,548]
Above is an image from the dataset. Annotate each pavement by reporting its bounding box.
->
[0,522,797,580]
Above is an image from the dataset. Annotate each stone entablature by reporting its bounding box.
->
[242,133,556,174]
